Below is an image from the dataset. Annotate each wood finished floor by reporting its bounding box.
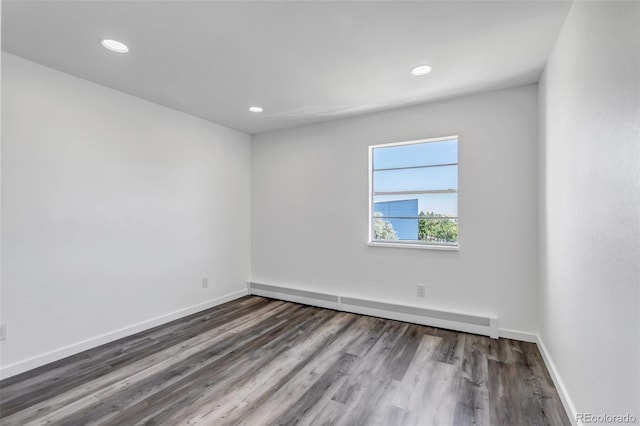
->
[0,296,571,426]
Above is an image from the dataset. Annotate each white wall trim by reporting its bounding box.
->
[248,283,542,343]
[536,334,579,426]
[498,328,538,343]
[249,281,500,339]
[0,289,249,380]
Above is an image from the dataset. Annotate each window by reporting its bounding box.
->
[368,136,458,249]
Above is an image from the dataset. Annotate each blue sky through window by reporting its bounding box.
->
[373,139,457,169]
[372,138,458,216]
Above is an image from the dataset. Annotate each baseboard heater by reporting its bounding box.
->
[248,282,499,339]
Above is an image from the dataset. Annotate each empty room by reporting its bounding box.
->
[0,1,638,425]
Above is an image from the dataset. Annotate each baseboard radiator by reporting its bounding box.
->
[248,282,499,339]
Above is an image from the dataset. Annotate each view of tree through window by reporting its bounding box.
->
[370,137,458,247]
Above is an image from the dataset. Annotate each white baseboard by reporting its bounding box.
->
[536,334,578,425]
[249,282,542,343]
[0,289,249,380]
[498,328,538,343]
[249,281,500,339]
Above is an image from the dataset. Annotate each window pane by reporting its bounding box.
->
[373,139,457,170]
[417,218,458,245]
[372,217,458,245]
[373,165,457,193]
[373,198,418,218]
[372,216,419,241]
[373,193,457,217]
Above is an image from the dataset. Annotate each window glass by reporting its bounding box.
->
[370,137,458,248]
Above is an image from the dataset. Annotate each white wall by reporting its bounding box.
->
[539,1,640,421]
[252,85,539,335]
[0,53,251,375]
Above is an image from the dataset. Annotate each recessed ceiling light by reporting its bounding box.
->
[249,106,264,113]
[411,64,433,76]
[100,39,129,53]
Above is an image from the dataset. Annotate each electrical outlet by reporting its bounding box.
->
[417,284,426,298]
[202,277,209,288]
[0,323,7,341]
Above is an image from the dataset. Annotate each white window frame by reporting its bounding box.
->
[368,135,459,251]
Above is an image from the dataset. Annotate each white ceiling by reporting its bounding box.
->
[2,1,572,134]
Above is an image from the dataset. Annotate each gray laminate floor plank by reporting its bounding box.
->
[0,296,571,426]
[453,334,490,426]
[0,300,292,426]
[85,305,330,426]
[0,297,275,417]
[182,312,359,425]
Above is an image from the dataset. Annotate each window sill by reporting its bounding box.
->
[367,242,459,251]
